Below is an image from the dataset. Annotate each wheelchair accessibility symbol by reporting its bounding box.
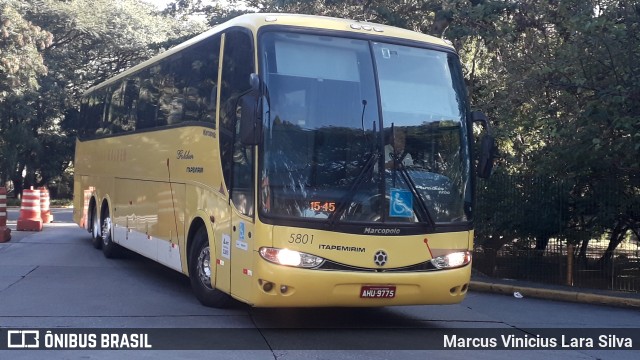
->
[389,189,413,218]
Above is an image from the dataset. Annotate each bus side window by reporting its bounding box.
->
[180,35,221,125]
[80,94,103,138]
[123,77,140,131]
[137,68,160,130]
[158,56,184,126]
[108,81,128,133]
[155,58,180,127]
[219,29,255,215]
[97,87,114,136]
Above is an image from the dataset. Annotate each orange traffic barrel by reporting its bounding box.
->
[0,187,11,242]
[16,188,43,232]
[39,187,53,223]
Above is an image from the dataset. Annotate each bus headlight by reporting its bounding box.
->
[259,247,325,268]
[431,251,471,269]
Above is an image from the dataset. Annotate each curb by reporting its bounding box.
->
[470,281,640,309]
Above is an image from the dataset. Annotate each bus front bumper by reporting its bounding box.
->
[246,260,472,307]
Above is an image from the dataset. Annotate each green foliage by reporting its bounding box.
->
[460,0,640,252]
[0,1,52,190]
[0,0,204,195]
[163,0,254,25]
[0,0,638,255]
[245,0,639,253]
[0,0,52,103]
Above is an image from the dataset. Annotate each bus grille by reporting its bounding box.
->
[316,260,438,272]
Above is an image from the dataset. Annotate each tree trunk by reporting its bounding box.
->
[535,235,550,253]
[600,218,628,270]
[577,238,589,267]
[10,174,23,199]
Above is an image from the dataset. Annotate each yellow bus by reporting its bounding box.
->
[73,13,494,307]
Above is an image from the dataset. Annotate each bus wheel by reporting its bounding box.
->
[101,207,121,258]
[189,227,230,308]
[90,205,102,249]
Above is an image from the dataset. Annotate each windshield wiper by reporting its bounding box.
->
[328,117,379,227]
[328,151,379,227]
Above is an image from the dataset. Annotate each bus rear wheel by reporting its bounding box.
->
[89,204,102,249]
[189,227,230,308]
[100,206,121,258]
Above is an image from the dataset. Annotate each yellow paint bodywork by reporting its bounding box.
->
[73,126,226,275]
[246,227,473,307]
[251,260,471,307]
[73,13,473,307]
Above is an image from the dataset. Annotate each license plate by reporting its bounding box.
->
[360,285,396,299]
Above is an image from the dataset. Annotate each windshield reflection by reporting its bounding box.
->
[259,31,471,225]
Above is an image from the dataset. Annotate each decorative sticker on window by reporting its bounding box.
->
[389,189,413,218]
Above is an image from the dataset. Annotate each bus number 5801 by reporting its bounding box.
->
[289,234,314,244]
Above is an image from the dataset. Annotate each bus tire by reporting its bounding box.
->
[89,204,102,249]
[100,206,121,258]
[189,227,230,308]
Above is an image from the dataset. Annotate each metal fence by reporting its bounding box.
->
[473,245,640,292]
[473,175,640,293]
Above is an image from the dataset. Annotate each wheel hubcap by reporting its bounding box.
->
[92,211,100,238]
[101,217,111,246]
[197,246,213,290]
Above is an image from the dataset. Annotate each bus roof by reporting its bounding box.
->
[83,13,454,95]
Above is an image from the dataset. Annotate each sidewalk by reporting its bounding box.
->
[470,272,640,309]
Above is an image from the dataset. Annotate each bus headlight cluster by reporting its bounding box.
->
[431,251,471,269]
[259,247,325,268]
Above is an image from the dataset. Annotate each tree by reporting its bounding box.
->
[0,0,52,103]
[0,0,205,195]
[163,0,253,25]
[2,0,637,259]
[0,0,53,191]
[185,1,640,258]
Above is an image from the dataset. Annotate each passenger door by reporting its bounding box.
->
[218,29,256,303]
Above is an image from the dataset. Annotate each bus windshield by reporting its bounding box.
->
[259,31,471,225]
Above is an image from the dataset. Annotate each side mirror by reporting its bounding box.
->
[238,89,262,145]
[477,133,495,179]
[472,111,495,179]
